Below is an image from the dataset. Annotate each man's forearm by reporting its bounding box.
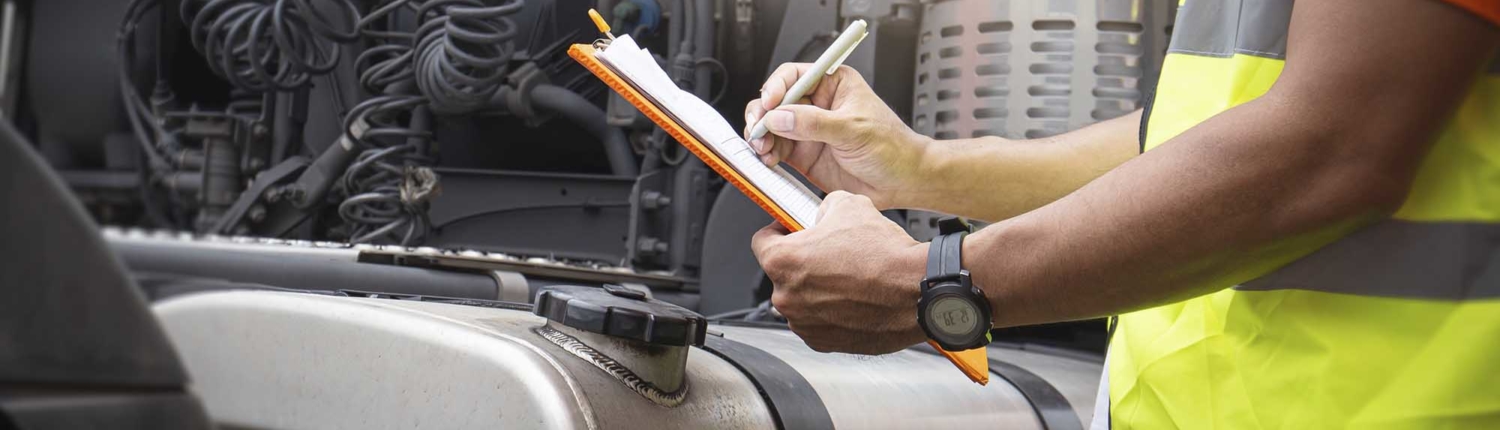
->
[902,110,1140,222]
[957,93,1397,326]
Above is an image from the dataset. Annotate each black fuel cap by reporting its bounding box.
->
[534,284,707,347]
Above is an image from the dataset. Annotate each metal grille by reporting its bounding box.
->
[912,0,1175,140]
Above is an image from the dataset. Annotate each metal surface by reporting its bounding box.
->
[426,168,636,262]
[154,290,1102,429]
[987,344,1104,426]
[539,324,690,407]
[912,0,1173,140]
[713,325,1101,429]
[154,291,777,430]
[701,334,836,430]
[0,0,21,117]
[359,247,685,289]
[101,227,686,292]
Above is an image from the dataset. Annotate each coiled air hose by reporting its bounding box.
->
[179,0,362,91]
[334,0,523,244]
[412,0,523,114]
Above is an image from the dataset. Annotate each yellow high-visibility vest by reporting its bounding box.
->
[1108,0,1500,428]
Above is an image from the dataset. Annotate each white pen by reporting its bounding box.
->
[747,19,869,141]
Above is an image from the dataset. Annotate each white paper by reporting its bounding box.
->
[598,36,821,228]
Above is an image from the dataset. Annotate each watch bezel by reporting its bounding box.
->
[918,270,992,351]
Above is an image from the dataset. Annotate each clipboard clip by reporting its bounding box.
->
[588,9,615,50]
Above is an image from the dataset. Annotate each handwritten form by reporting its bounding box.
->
[597,36,822,229]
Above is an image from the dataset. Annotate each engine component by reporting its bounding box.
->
[533,284,706,406]
[412,0,524,114]
[911,0,1174,140]
[153,290,1101,429]
[179,0,361,91]
[100,226,690,299]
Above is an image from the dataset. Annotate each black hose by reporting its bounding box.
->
[179,0,361,91]
[412,0,524,114]
[692,0,714,100]
[530,85,639,177]
[668,0,684,58]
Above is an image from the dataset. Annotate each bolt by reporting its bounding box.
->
[252,123,269,140]
[263,188,282,203]
[641,190,672,210]
[637,237,669,255]
[247,205,267,223]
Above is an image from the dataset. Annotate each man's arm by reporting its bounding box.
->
[908,111,1140,222]
[751,0,1497,354]
[964,0,1498,328]
[743,64,1138,222]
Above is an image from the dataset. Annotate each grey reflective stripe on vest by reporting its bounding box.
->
[1169,0,1293,59]
[1237,220,1500,300]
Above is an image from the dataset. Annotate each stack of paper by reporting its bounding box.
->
[596,36,822,229]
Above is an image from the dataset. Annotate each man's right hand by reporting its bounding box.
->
[745,63,931,210]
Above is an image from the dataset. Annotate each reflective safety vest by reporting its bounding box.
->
[1108,0,1500,428]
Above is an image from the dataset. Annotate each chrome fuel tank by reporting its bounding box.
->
[154,291,1099,429]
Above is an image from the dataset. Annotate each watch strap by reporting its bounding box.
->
[925,233,946,280]
[925,231,967,281]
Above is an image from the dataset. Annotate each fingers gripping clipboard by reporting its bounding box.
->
[567,38,821,233]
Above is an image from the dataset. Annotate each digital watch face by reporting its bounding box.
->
[926,295,980,339]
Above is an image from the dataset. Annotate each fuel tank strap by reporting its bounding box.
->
[700,336,835,430]
[911,344,1082,430]
[987,356,1083,430]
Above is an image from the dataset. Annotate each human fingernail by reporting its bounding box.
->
[745,111,756,124]
[764,110,793,132]
[750,138,765,153]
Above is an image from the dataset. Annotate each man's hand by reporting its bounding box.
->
[745,64,932,209]
[750,191,929,354]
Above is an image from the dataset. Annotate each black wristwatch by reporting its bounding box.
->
[917,218,992,351]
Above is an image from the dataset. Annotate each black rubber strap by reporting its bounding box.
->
[988,356,1083,430]
[925,232,967,281]
[700,336,835,430]
[925,233,947,280]
[909,344,1082,430]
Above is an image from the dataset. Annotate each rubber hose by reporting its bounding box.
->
[693,0,714,100]
[530,85,639,177]
[669,0,684,57]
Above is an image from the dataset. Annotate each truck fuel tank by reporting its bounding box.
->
[153,288,1099,429]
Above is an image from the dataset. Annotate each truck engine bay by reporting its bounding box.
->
[0,0,1174,428]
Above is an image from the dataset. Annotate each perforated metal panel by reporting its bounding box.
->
[912,0,1175,140]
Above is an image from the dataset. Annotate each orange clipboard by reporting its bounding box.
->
[571,28,988,385]
[567,43,808,233]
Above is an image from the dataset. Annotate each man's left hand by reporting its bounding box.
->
[751,191,929,355]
